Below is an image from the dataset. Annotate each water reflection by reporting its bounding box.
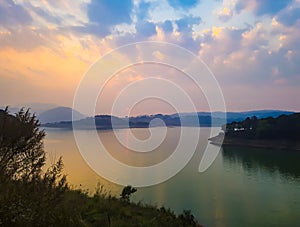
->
[222,146,300,181]
[43,128,300,226]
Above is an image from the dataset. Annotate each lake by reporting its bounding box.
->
[44,127,300,227]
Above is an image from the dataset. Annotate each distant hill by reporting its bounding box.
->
[73,115,129,130]
[42,110,295,129]
[171,110,295,123]
[224,110,295,122]
[38,107,86,124]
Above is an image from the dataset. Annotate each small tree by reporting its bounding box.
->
[120,185,137,202]
[179,210,197,226]
[0,108,45,181]
[0,107,69,226]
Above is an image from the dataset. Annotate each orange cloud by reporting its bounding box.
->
[0,47,86,88]
[0,30,118,105]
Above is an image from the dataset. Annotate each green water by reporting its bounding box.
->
[44,128,300,227]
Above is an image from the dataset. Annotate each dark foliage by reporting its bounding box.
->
[120,185,137,202]
[225,113,300,140]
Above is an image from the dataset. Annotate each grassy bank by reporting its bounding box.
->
[1,178,201,226]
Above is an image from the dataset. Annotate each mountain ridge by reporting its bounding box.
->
[42,110,296,129]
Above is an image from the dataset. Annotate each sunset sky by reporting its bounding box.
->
[0,0,300,115]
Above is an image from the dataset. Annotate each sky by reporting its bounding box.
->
[0,0,300,115]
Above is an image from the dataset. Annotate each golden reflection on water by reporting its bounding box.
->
[98,127,180,167]
[43,127,199,195]
[44,128,121,195]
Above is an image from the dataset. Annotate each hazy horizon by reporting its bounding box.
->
[0,102,298,118]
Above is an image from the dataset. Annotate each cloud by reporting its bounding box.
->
[16,0,90,27]
[0,0,93,50]
[241,22,269,50]
[135,1,152,21]
[88,0,133,30]
[167,0,199,9]
[176,16,201,32]
[234,0,249,14]
[161,20,173,33]
[197,18,300,94]
[0,46,87,106]
[276,7,300,26]
[0,27,46,51]
[135,21,157,37]
[235,0,293,16]
[71,24,111,37]
[0,0,32,26]
[199,26,246,68]
[217,7,233,22]
[254,0,293,16]
[146,1,178,23]
[0,31,115,106]
[75,0,134,37]
[102,2,201,50]
[30,6,61,25]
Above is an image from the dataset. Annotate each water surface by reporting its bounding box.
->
[44,127,300,227]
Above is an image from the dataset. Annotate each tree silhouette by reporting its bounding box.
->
[0,108,45,181]
[0,108,69,226]
[120,185,137,202]
[225,113,300,140]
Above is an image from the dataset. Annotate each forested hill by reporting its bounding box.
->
[224,113,300,140]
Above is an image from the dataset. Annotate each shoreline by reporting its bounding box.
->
[209,134,300,151]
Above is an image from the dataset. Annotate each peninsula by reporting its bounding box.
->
[209,113,300,151]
